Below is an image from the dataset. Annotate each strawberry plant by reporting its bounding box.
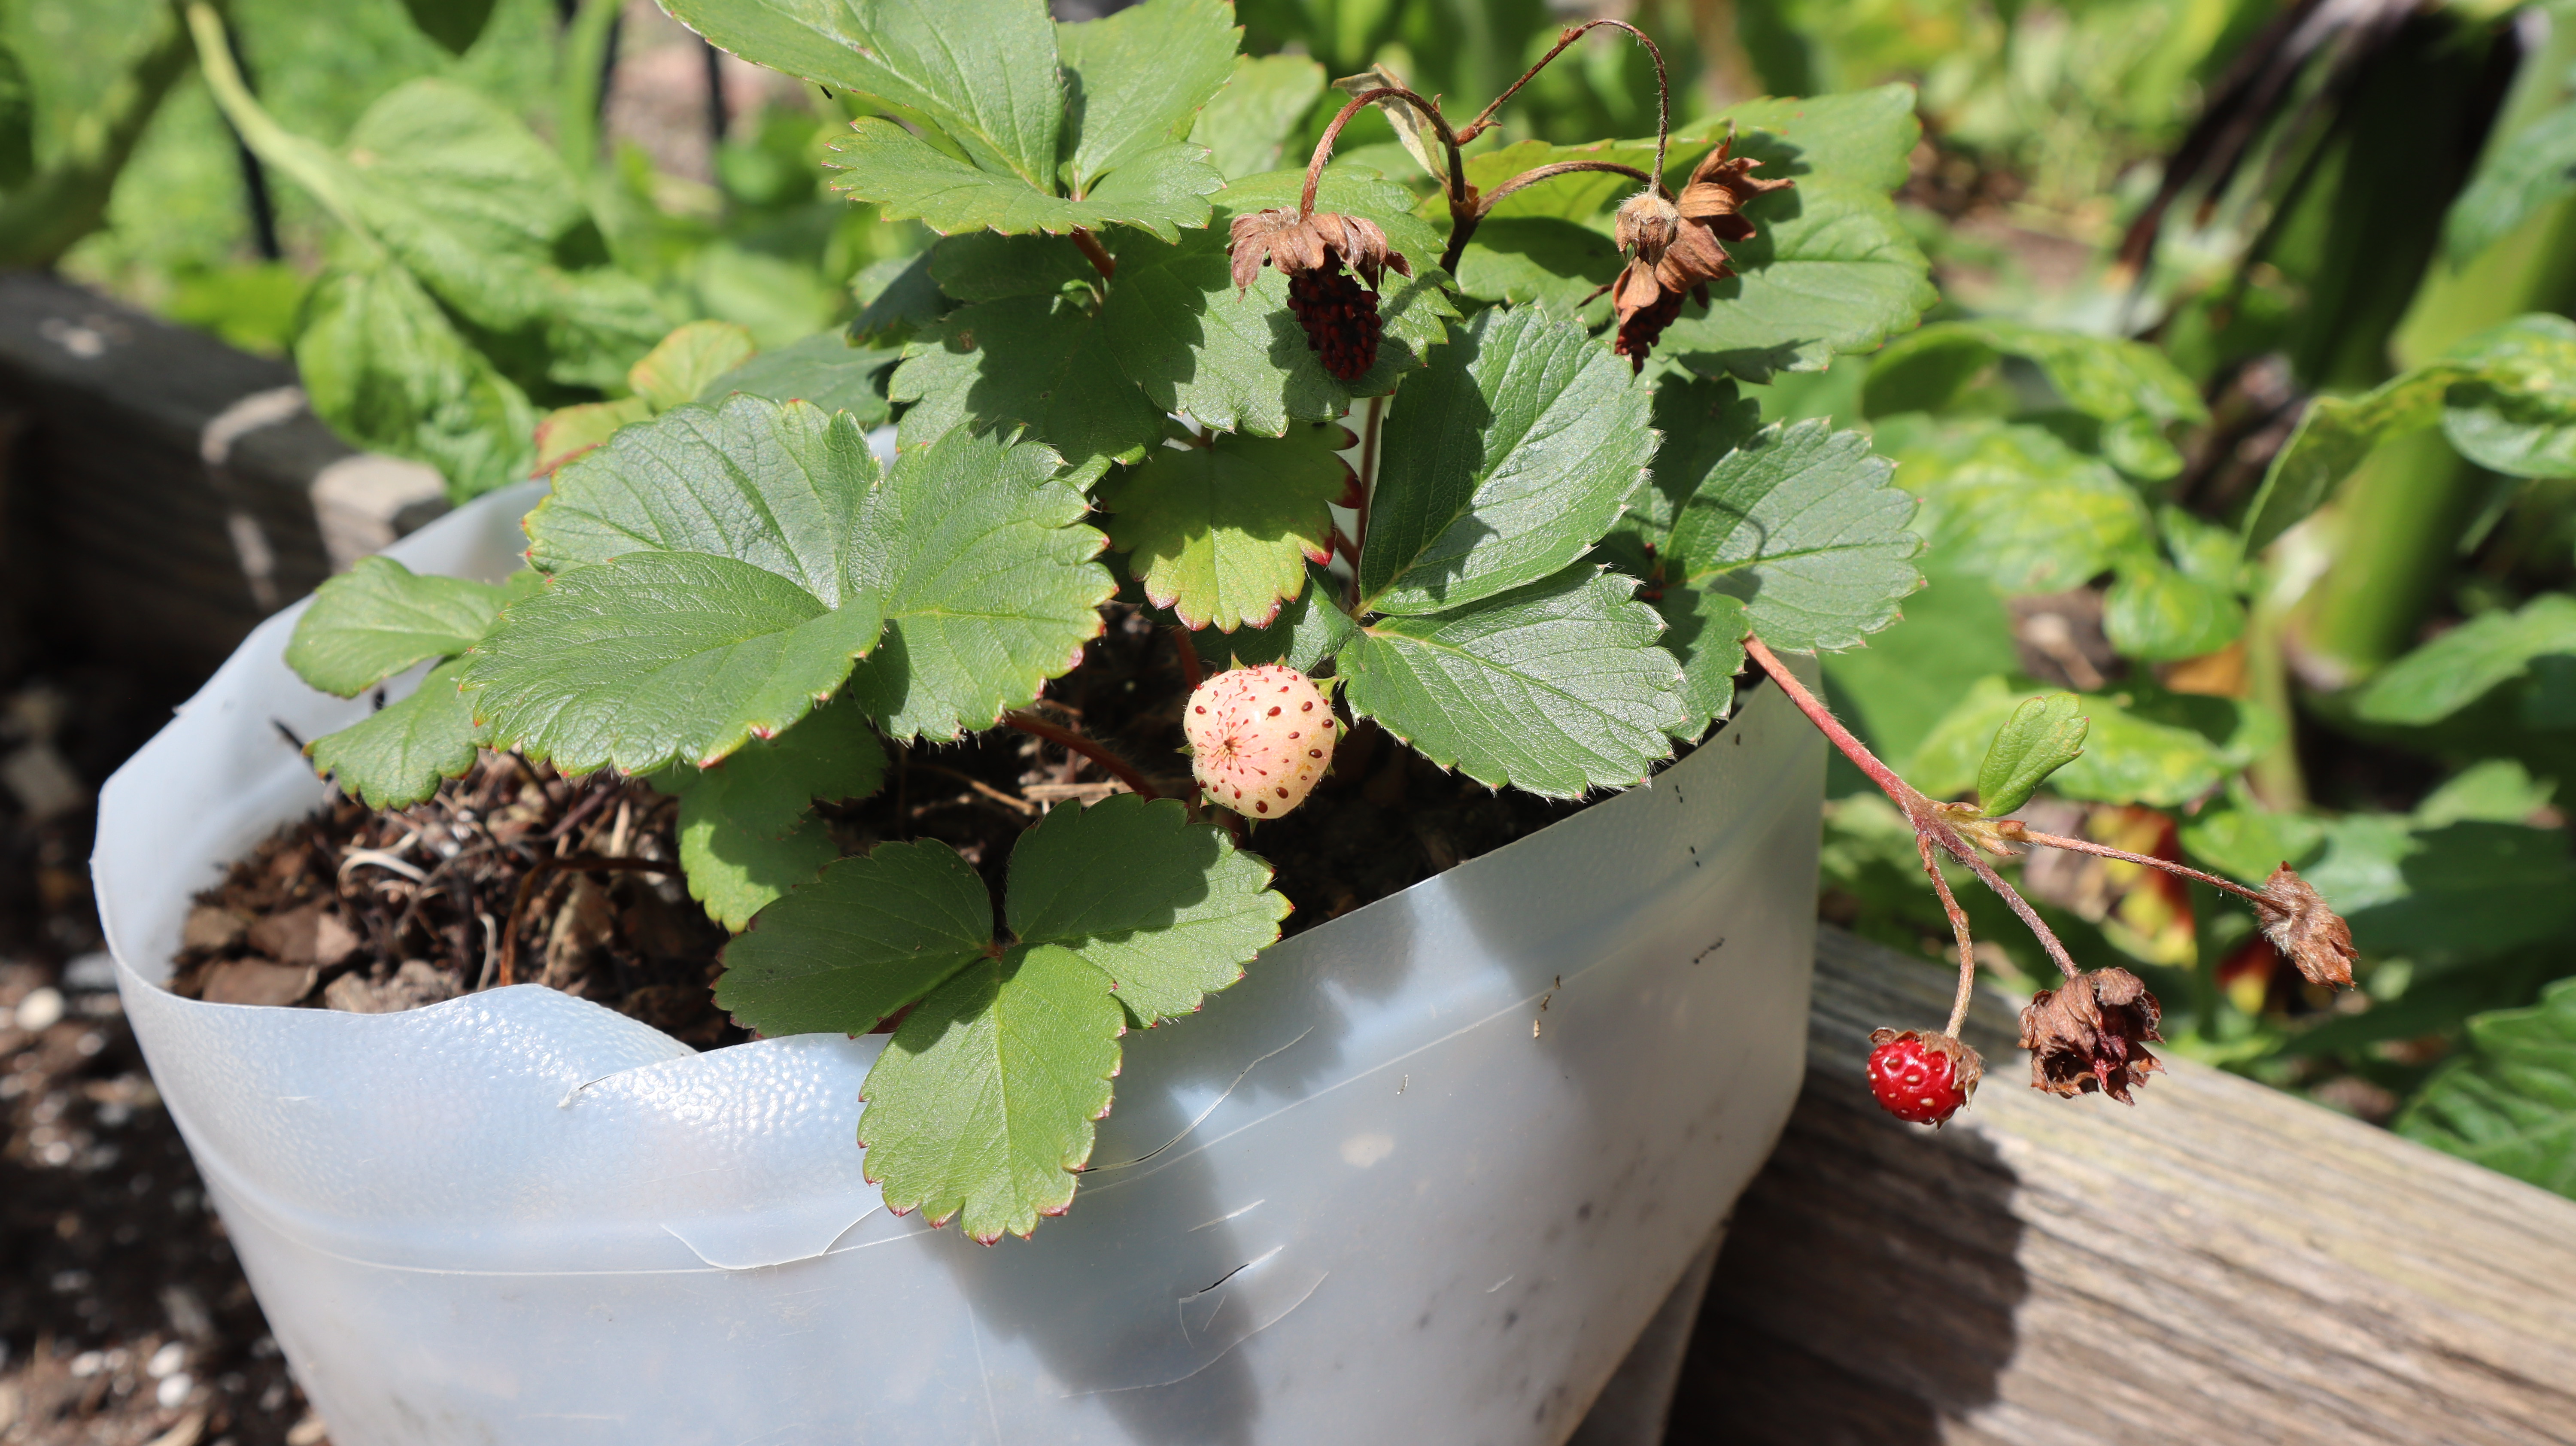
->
[237,0,2400,1242]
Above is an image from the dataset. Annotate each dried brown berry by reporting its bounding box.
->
[1229,207,1414,381]
[2251,863,2357,989]
[1607,137,1792,374]
[2019,967,2164,1103]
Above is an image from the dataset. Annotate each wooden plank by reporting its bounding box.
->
[1670,927,2576,1446]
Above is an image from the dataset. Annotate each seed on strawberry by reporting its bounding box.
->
[1184,664,1338,818]
[1865,1027,1981,1126]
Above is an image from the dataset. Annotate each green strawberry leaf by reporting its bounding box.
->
[1100,420,1354,631]
[1338,565,1688,797]
[929,232,1100,302]
[1450,217,1623,312]
[702,330,902,428]
[825,120,1222,243]
[1974,692,2087,817]
[1189,53,1324,181]
[860,943,1126,1242]
[1881,418,2152,595]
[1008,793,1287,1023]
[663,0,1065,190]
[2442,98,2576,267]
[841,426,1116,740]
[306,658,490,810]
[1454,139,1661,224]
[630,321,758,411]
[657,697,887,929]
[296,253,538,500]
[461,550,886,775]
[1359,304,1653,616]
[2352,594,2576,726]
[890,291,1167,488]
[716,838,998,1036]
[2397,978,2576,1199]
[1099,167,1458,431]
[2178,798,2326,884]
[2103,560,2245,662]
[1862,321,2208,480]
[526,394,877,598]
[1909,675,2276,808]
[286,557,508,698]
[2246,314,2576,550]
[1658,85,1936,382]
[1193,566,1359,672]
[1661,419,1921,653]
[1055,0,1239,196]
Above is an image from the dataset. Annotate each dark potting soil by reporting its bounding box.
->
[170,604,1720,1039]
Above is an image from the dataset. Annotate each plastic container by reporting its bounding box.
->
[92,483,1825,1446]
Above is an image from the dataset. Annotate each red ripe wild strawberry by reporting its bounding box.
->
[1865,1027,1981,1126]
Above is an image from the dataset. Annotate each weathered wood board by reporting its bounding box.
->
[1670,927,2576,1445]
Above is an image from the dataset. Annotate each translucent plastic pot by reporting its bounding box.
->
[92,483,1825,1446]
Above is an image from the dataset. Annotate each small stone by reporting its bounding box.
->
[0,741,87,822]
[155,1373,193,1409]
[180,908,248,953]
[199,960,317,1009]
[246,906,360,971]
[61,951,117,991]
[13,986,64,1032]
[323,960,458,1015]
[148,1341,188,1378]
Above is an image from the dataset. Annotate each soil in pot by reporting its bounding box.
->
[176,601,1735,1034]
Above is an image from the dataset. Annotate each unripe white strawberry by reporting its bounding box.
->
[1185,664,1337,818]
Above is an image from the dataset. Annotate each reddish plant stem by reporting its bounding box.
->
[1474,160,1657,217]
[2006,826,2269,906]
[496,854,672,987]
[1741,634,2085,987]
[1457,19,1671,184]
[1002,709,1160,801]
[1916,833,1982,1037]
[1303,86,1457,218]
[1169,626,1203,692]
[1069,227,1116,281]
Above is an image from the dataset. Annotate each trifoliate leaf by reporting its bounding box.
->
[1450,217,1622,312]
[701,329,900,427]
[306,659,489,810]
[1101,167,1458,430]
[1661,419,1921,653]
[1195,566,1358,672]
[889,291,1166,487]
[2247,313,2576,549]
[658,697,887,929]
[2398,978,2576,1199]
[630,321,758,411]
[461,550,886,775]
[526,394,877,601]
[664,0,1065,191]
[1974,692,2087,817]
[824,119,1222,242]
[1863,321,2208,480]
[1883,419,2151,594]
[287,557,507,697]
[1658,86,1936,382]
[841,427,1115,741]
[1909,675,2274,807]
[2352,594,2576,726]
[1007,793,1286,1022]
[1339,565,1688,797]
[716,838,997,1036]
[296,254,538,500]
[2103,561,2245,662]
[2442,98,2576,267]
[1055,0,1239,195]
[1190,53,1324,181]
[1101,421,1353,631]
[860,943,1126,1242]
[1360,305,1653,616]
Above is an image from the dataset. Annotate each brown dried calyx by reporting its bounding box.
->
[1228,208,1414,382]
[2019,967,2165,1103]
[2251,863,2357,988]
[1608,137,1792,372]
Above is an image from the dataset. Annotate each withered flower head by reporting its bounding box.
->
[1227,208,1415,381]
[2251,863,2357,989]
[1608,137,1792,373]
[1613,190,1680,266]
[2019,967,2165,1104]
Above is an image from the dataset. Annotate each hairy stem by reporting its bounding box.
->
[1170,626,1203,693]
[2005,826,2268,906]
[1303,86,1457,218]
[1458,18,1671,185]
[1002,710,1160,800]
[1741,635,1922,806]
[1952,846,2085,984]
[1917,833,1981,1036]
[1474,160,1657,219]
[1069,226,1117,281]
[1346,394,1385,609]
